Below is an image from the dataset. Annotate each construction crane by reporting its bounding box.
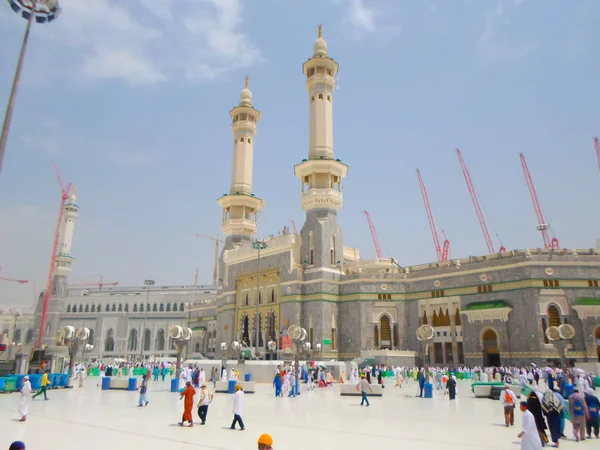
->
[72,276,119,290]
[363,211,383,259]
[416,169,450,262]
[291,220,298,234]
[519,153,560,249]
[0,267,28,284]
[456,149,505,254]
[190,233,223,285]
[594,137,600,171]
[37,162,72,347]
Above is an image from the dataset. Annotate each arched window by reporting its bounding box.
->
[548,305,561,327]
[379,315,392,349]
[327,95,331,102]
[271,289,275,303]
[85,304,89,312]
[88,329,94,345]
[180,303,185,312]
[125,304,129,312]
[267,313,276,342]
[112,304,116,312]
[373,325,379,347]
[97,304,101,313]
[143,329,151,351]
[133,304,138,312]
[159,303,164,312]
[245,294,249,306]
[104,329,115,352]
[91,304,96,312]
[140,304,144,312]
[25,329,34,344]
[173,303,178,312]
[258,292,262,305]
[128,329,138,351]
[156,329,165,351]
[166,303,171,312]
[455,308,461,326]
[242,315,250,346]
[194,342,200,353]
[67,305,71,313]
[118,304,123,312]
[422,311,428,325]
[13,329,22,343]
[318,93,323,100]
[78,305,83,313]
[105,304,110,312]
[73,304,77,312]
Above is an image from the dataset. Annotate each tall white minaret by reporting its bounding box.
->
[55,187,79,278]
[218,77,263,247]
[295,26,348,213]
[294,26,348,271]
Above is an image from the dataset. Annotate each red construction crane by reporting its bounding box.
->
[72,276,119,290]
[190,233,223,285]
[37,162,72,347]
[594,137,600,171]
[417,169,450,262]
[363,211,383,259]
[0,267,28,284]
[456,149,505,254]
[291,220,298,234]
[519,153,559,249]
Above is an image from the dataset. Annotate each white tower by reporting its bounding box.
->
[294,25,348,213]
[294,26,348,271]
[55,187,79,278]
[218,77,263,247]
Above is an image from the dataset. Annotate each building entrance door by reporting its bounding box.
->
[482,329,501,367]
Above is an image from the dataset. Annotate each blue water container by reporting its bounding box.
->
[128,378,137,391]
[228,379,237,394]
[424,382,433,398]
[170,378,179,393]
[0,378,5,391]
[101,376,111,390]
[244,373,251,382]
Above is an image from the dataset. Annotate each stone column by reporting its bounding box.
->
[449,312,458,365]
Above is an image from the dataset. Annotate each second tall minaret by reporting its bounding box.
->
[218,78,263,249]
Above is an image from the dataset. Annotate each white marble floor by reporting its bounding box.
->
[0,378,592,449]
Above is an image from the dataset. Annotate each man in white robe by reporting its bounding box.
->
[19,376,31,422]
[518,401,543,450]
[221,367,227,382]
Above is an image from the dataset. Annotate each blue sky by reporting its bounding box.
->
[0,0,598,306]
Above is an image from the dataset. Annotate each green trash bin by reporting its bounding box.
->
[595,376,600,388]
[122,367,129,376]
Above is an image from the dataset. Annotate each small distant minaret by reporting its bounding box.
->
[55,187,79,278]
[218,77,263,249]
[294,26,348,271]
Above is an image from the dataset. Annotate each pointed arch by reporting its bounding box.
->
[128,329,138,351]
[104,329,115,352]
[156,329,165,351]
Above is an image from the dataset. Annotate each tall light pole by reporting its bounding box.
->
[140,279,154,360]
[0,1,61,178]
[251,238,267,358]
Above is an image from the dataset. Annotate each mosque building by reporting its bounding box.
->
[2,28,600,368]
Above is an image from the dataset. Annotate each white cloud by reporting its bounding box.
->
[25,0,260,85]
[334,0,377,34]
[476,0,538,64]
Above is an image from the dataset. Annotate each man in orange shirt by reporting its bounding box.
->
[178,381,196,427]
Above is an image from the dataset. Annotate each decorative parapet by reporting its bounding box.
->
[460,301,513,323]
[223,233,301,265]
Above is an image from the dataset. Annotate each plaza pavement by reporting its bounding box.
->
[0,377,586,449]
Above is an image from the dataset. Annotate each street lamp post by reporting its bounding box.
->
[141,279,155,360]
[251,238,267,358]
[0,0,61,178]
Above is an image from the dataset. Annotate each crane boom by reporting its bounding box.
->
[37,162,72,347]
[363,211,383,259]
[0,267,29,284]
[456,149,495,254]
[190,233,223,285]
[291,220,298,234]
[417,169,448,261]
[519,153,559,249]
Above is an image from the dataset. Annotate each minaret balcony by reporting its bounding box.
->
[301,188,343,211]
[222,218,257,236]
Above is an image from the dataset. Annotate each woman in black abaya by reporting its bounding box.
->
[527,390,549,446]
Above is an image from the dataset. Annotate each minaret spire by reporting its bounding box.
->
[218,78,263,245]
[54,187,79,278]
